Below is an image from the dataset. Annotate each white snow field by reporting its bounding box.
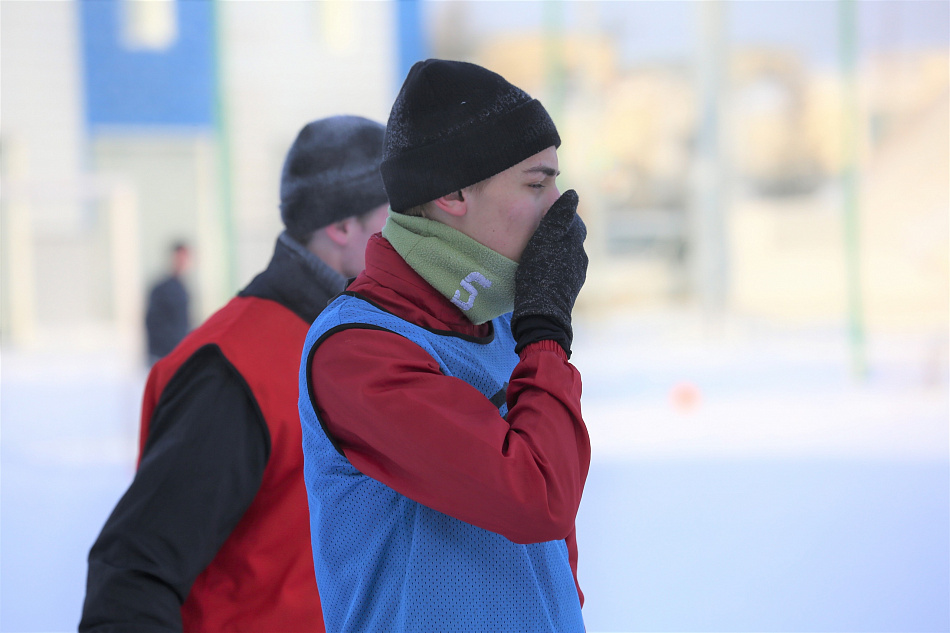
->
[2,310,948,633]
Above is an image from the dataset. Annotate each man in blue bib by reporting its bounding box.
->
[299,59,590,632]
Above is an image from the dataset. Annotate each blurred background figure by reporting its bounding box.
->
[144,240,192,365]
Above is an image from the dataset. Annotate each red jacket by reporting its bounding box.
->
[143,296,324,631]
[310,235,591,602]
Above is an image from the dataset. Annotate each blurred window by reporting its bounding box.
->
[121,0,178,51]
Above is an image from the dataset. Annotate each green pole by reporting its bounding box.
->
[212,0,238,296]
[696,0,729,318]
[542,1,566,126]
[839,0,867,380]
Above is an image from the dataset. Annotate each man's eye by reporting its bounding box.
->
[529,183,545,189]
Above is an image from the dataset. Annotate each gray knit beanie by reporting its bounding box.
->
[280,115,388,240]
[381,59,560,213]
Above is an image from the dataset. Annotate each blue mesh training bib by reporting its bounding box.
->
[299,292,584,632]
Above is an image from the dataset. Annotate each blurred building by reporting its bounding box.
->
[426,2,948,333]
[1,1,396,353]
[2,0,947,355]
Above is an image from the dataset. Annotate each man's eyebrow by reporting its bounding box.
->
[523,165,560,177]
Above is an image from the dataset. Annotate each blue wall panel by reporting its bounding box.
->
[397,0,428,85]
[80,0,214,129]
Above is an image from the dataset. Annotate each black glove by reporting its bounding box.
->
[511,189,588,356]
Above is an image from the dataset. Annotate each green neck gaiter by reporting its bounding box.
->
[382,210,517,324]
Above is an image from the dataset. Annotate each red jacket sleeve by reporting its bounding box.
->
[310,332,590,547]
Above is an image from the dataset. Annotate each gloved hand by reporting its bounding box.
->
[511,189,588,356]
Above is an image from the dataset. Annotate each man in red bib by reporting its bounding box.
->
[80,116,389,633]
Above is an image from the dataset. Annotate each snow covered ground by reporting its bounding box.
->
[2,310,948,632]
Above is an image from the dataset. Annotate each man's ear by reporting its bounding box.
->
[432,190,468,218]
[323,218,354,247]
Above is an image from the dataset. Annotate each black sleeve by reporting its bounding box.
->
[79,345,270,633]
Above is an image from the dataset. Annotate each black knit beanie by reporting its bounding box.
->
[381,59,561,213]
[280,115,388,241]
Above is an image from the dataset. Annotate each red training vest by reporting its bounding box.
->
[140,296,324,632]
